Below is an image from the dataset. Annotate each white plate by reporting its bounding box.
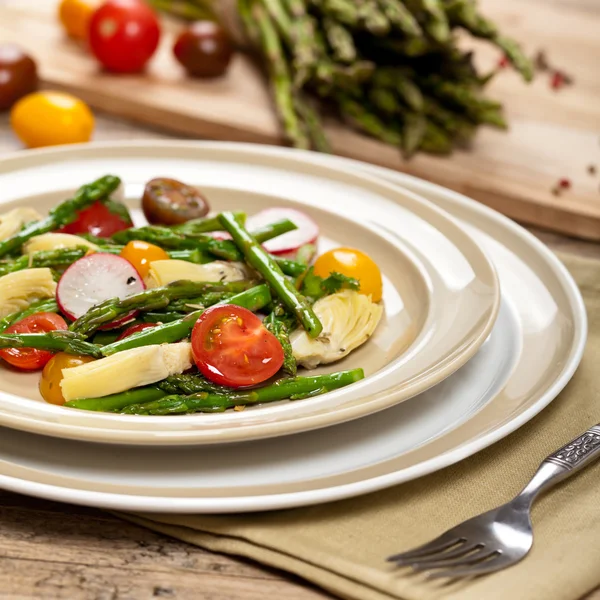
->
[0,143,499,444]
[0,143,586,513]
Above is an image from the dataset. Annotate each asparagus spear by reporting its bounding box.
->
[171,212,245,235]
[0,331,102,357]
[120,369,365,415]
[0,247,89,277]
[71,280,252,337]
[0,298,59,333]
[157,373,234,395]
[65,386,167,412]
[218,212,323,338]
[0,176,121,258]
[264,309,297,376]
[100,284,272,355]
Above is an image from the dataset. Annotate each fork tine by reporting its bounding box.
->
[426,554,507,579]
[411,547,492,572]
[386,532,465,563]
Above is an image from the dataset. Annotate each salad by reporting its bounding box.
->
[0,175,383,415]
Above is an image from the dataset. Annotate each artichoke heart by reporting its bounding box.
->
[23,233,99,254]
[0,207,43,241]
[0,268,57,319]
[146,259,251,288]
[60,342,193,401]
[291,290,383,369]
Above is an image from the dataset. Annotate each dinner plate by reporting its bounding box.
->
[0,143,586,513]
[0,143,499,445]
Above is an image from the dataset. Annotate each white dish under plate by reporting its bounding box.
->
[0,142,586,513]
[0,143,499,445]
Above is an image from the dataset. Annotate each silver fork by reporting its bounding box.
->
[387,424,600,579]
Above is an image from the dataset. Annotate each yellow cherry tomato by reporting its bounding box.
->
[10,91,94,148]
[40,352,96,405]
[58,0,98,40]
[120,240,170,278]
[313,247,383,302]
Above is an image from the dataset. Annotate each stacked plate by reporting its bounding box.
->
[0,142,586,513]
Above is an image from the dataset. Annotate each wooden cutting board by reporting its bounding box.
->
[1,0,599,239]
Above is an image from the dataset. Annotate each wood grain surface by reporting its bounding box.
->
[1,0,599,239]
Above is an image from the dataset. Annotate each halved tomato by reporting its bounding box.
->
[59,200,131,238]
[191,305,284,387]
[0,313,68,371]
[116,322,157,340]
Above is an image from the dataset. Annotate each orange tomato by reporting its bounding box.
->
[40,352,96,405]
[58,0,98,40]
[120,240,169,278]
[313,247,383,302]
[10,91,94,148]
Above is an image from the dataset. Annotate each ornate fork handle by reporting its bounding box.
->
[517,424,600,506]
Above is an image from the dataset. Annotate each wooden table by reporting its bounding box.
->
[1,113,600,599]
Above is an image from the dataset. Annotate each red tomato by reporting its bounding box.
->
[191,305,284,387]
[116,322,157,340]
[0,313,68,371]
[60,200,131,237]
[88,0,161,73]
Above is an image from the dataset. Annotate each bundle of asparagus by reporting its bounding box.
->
[150,0,533,156]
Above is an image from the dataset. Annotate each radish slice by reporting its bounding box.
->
[57,253,145,321]
[246,208,319,255]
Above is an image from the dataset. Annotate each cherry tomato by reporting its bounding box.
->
[142,177,210,225]
[89,0,161,73]
[58,0,98,40]
[10,91,94,148]
[191,305,284,387]
[119,240,169,278]
[313,247,383,302]
[0,44,38,111]
[0,313,68,371]
[173,21,233,78]
[40,352,96,405]
[116,322,157,340]
[60,200,132,237]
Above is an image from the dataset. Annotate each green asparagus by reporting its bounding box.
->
[100,284,272,355]
[0,331,102,357]
[0,299,59,333]
[0,176,121,258]
[120,369,365,414]
[264,309,297,375]
[0,248,89,277]
[218,212,322,337]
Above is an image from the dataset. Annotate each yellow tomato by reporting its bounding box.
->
[313,247,383,302]
[120,240,170,278]
[58,0,98,40]
[10,91,94,149]
[40,352,96,405]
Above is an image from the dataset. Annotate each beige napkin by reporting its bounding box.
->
[122,253,600,600]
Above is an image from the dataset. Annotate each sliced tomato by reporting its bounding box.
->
[191,305,284,387]
[59,200,131,238]
[116,322,157,340]
[0,313,68,371]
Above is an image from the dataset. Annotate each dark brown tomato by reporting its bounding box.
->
[173,21,233,78]
[0,44,38,111]
[142,177,210,225]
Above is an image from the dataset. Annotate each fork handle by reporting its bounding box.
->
[517,424,600,505]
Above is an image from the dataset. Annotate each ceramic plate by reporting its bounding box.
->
[0,143,586,513]
[0,143,499,444]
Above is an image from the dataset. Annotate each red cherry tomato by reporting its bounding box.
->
[0,313,68,371]
[88,0,161,73]
[191,305,284,387]
[60,200,131,237]
[116,322,157,340]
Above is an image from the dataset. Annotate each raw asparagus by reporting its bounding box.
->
[120,369,365,414]
[0,176,121,258]
[218,211,323,337]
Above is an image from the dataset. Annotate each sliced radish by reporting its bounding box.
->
[245,208,319,255]
[57,253,145,321]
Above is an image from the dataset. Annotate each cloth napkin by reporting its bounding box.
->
[122,253,600,600]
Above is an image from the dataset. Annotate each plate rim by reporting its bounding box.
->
[0,142,586,512]
[0,141,500,444]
